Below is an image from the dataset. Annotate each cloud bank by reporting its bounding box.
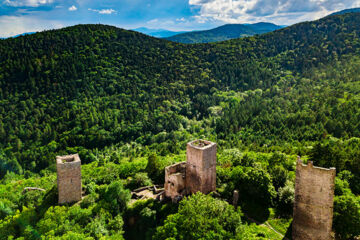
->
[4,0,53,7]
[88,8,116,15]
[189,0,360,24]
[0,15,63,37]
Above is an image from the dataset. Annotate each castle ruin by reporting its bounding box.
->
[165,139,216,201]
[164,162,186,200]
[56,154,82,204]
[292,158,336,240]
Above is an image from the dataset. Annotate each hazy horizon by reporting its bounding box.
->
[0,0,359,38]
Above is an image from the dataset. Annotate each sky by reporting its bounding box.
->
[0,0,360,38]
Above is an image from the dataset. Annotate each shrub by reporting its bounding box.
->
[230,166,276,207]
[103,181,131,215]
[126,172,153,190]
[276,180,295,216]
[153,193,243,240]
[333,193,360,240]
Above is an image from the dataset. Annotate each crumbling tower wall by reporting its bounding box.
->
[56,154,82,204]
[186,139,216,195]
[292,159,336,240]
[164,162,186,200]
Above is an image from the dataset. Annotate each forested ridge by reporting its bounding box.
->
[0,12,359,239]
[164,22,283,43]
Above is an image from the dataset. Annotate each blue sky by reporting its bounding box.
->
[0,0,359,37]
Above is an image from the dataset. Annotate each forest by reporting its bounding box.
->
[0,11,359,239]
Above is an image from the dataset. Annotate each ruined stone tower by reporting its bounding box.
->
[164,139,217,201]
[164,162,186,200]
[186,139,216,195]
[56,154,82,204]
[292,158,336,240]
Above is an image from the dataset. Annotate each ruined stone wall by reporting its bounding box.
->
[186,140,216,195]
[56,154,82,204]
[164,162,186,200]
[292,160,336,240]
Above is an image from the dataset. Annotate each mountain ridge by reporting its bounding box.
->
[164,22,283,43]
[132,27,186,38]
[1,13,360,168]
[330,7,360,16]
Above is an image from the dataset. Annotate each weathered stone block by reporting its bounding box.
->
[56,154,82,204]
[292,159,336,240]
[186,139,216,194]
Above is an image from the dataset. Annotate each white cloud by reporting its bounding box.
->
[176,17,185,22]
[147,18,158,24]
[189,0,360,25]
[4,0,54,7]
[0,15,63,38]
[145,18,175,29]
[68,5,77,11]
[88,8,117,14]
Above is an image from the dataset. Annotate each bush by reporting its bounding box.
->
[153,193,243,239]
[103,181,131,215]
[276,180,294,216]
[0,199,14,219]
[230,166,276,207]
[333,193,360,240]
[126,172,153,190]
[80,193,98,209]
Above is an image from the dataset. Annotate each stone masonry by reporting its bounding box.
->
[164,162,186,200]
[56,154,82,204]
[292,158,336,240]
[186,139,216,195]
[164,139,217,201]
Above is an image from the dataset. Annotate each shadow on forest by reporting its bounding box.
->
[239,200,270,224]
[283,220,293,240]
[36,185,58,219]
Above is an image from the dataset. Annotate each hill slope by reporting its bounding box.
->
[0,14,360,171]
[164,22,283,43]
[330,7,360,16]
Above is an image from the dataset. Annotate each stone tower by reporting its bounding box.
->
[56,154,82,204]
[292,158,336,240]
[164,162,186,201]
[186,139,216,194]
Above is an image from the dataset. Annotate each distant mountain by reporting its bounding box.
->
[11,32,36,38]
[132,27,186,38]
[330,8,360,16]
[1,32,36,39]
[165,22,283,43]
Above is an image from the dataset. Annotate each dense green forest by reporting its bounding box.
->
[0,12,359,239]
[164,22,283,43]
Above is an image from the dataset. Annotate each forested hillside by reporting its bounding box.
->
[330,8,360,16]
[0,12,359,239]
[165,22,283,43]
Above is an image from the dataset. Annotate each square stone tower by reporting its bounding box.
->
[56,154,82,204]
[186,139,216,194]
[292,159,336,240]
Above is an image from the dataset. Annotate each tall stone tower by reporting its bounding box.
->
[56,154,82,204]
[186,139,216,194]
[292,158,336,240]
